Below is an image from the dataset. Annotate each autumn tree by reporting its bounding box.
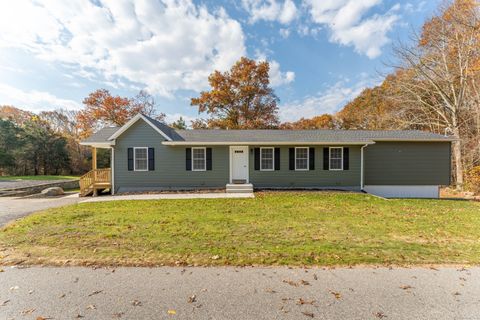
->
[191,57,280,129]
[280,114,336,129]
[391,0,480,189]
[77,89,165,137]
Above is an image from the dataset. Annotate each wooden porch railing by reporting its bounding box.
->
[79,168,111,196]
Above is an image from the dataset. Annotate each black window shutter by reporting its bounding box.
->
[206,148,212,170]
[148,148,155,171]
[274,148,280,170]
[186,148,192,171]
[254,148,260,170]
[289,148,295,170]
[343,147,349,170]
[323,148,329,170]
[309,147,315,170]
[127,148,133,171]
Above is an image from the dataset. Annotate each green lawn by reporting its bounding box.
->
[1,192,479,267]
[0,175,79,181]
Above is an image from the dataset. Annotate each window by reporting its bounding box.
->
[134,147,148,171]
[295,147,309,171]
[329,147,343,170]
[260,147,274,171]
[192,147,206,171]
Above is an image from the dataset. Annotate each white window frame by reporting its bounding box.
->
[134,147,148,172]
[192,147,206,172]
[295,147,309,171]
[329,147,343,171]
[260,147,275,171]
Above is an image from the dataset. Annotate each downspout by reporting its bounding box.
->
[111,146,115,195]
[360,144,369,191]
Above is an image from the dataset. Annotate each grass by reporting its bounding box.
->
[0,175,79,181]
[1,192,479,267]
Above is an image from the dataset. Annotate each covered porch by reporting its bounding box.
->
[79,146,112,197]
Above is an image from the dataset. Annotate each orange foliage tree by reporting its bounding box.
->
[191,57,279,129]
[280,114,336,129]
[77,89,165,137]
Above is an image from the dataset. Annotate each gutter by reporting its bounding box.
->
[162,141,376,146]
[360,143,372,191]
[111,146,115,195]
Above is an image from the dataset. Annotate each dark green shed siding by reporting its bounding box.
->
[364,142,451,185]
[114,119,229,192]
[249,145,361,188]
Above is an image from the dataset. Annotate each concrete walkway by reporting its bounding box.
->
[0,266,477,320]
[81,192,254,203]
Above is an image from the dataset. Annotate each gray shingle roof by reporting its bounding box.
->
[172,129,452,143]
[80,126,119,144]
[81,119,453,145]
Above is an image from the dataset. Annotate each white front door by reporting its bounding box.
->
[231,146,249,183]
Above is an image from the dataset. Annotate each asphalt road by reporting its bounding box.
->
[0,266,478,320]
[0,194,79,227]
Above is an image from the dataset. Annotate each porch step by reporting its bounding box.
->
[226,183,253,193]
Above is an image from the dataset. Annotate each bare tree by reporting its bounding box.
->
[391,0,480,189]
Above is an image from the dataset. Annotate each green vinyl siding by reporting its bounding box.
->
[114,119,228,192]
[364,142,451,185]
[249,146,361,188]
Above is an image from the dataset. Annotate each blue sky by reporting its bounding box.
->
[0,0,439,124]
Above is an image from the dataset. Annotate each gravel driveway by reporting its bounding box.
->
[0,266,477,320]
[0,194,80,226]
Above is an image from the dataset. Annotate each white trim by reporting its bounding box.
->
[372,138,457,142]
[329,147,343,171]
[108,113,172,141]
[133,147,148,171]
[294,147,309,171]
[229,146,249,183]
[111,146,115,195]
[192,147,206,172]
[260,147,275,171]
[79,142,115,148]
[163,141,376,146]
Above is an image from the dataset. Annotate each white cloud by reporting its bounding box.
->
[242,0,298,24]
[304,0,399,58]
[0,83,81,112]
[0,0,246,97]
[278,75,375,122]
[254,51,295,87]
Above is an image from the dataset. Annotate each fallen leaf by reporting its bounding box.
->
[86,304,96,310]
[296,298,315,305]
[21,308,36,315]
[265,288,276,293]
[300,280,310,286]
[283,279,299,287]
[302,311,314,318]
[112,312,124,318]
[399,285,414,290]
[0,268,4,272]
[59,293,66,298]
[132,300,142,307]
[187,295,196,303]
[75,315,84,318]
[211,255,220,260]
[374,311,387,318]
[29,290,34,294]
[453,292,461,296]
[329,291,341,300]
[10,286,19,291]
[88,290,103,296]
[313,274,318,280]
[167,309,176,315]
[1,300,10,306]
[36,317,52,320]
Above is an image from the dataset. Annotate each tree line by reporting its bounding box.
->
[0,0,477,192]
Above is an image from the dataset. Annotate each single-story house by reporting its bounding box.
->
[80,113,454,198]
